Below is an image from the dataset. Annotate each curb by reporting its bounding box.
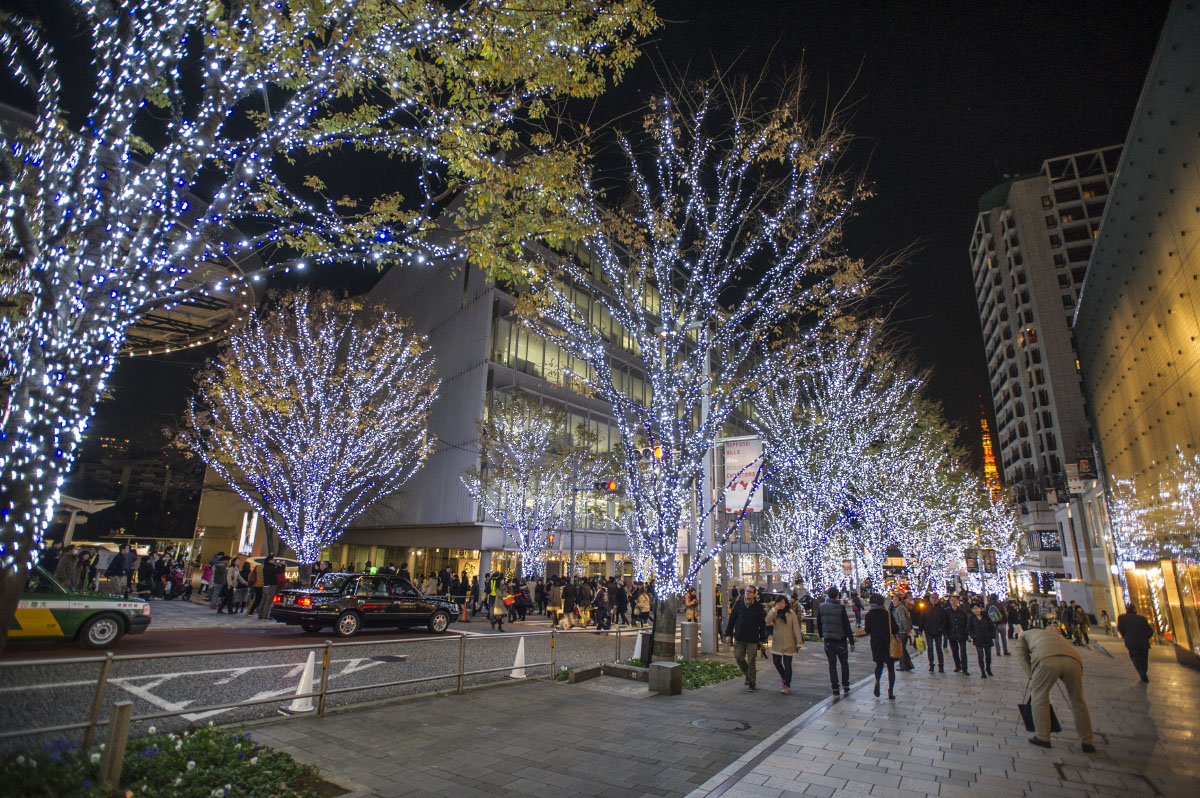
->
[685,673,876,798]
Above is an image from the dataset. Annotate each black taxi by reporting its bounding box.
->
[270,572,458,637]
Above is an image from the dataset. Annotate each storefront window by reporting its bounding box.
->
[1125,564,1175,643]
[1169,560,1200,656]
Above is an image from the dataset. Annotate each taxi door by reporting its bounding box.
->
[11,568,68,639]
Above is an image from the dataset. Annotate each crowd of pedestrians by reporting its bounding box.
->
[39,540,191,600]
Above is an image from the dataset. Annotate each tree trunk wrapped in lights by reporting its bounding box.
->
[461,389,603,578]
[518,76,865,659]
[180,290,438,577]
[0,0,655,649]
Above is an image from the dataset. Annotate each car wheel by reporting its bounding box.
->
[79,614,124,649]
[301,623,324,634]
[428,610,451,634]
[334,612,362,638]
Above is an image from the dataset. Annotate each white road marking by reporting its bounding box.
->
[0,656,385,693]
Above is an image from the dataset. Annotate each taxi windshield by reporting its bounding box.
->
[313,573,353,593]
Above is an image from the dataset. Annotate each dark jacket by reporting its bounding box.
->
[967,611,996,647]
[105,553,126,577]
[1117,610,1153,649]
[945,604,971,642]
[725,597,767,644]
[921,600,946,635]
[864,606,895,663]
[613,585,628,609]
[561,583,577,613]
[816,598,853,642]
[262,560,279,587]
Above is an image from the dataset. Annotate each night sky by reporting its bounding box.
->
[94,1,1171,463]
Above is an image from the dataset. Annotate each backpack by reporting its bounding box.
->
[987,605,1002,623]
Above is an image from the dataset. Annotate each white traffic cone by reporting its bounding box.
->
[279,651,317,714]
[508,637,527,679]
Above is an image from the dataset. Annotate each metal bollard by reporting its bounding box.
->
[456,634,466,694]
[83,652,114,749]
[99,701,132,785]
[549,628,556,678]
[316,640,333,716]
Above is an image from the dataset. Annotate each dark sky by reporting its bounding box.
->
[93,1,1171,461]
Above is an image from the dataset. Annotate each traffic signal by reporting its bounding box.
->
[548,533,555,545]
[653,445,664,459]
[592,480,621,493]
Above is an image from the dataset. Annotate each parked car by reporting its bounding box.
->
[270,572,457,637]
[11,565,151,648]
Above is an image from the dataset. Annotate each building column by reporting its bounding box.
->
[605,552,616,578]
[479,550,493,578]
[339,544,350,571]
[367,545,378,570]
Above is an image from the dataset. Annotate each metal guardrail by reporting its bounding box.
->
[0,625,643,748]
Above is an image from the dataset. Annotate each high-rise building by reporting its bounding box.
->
[1073,0,1200,664]
[969,147,1123,608]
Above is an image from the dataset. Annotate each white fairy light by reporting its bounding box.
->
[460,390,603,578]
[179,291,438,566]
[0,0,654,579]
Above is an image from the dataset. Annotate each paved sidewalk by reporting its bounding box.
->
[243,641,855,797]
[689,632,1200,797]
[149,598,280,630]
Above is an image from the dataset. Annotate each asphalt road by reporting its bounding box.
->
[0,618,646,754]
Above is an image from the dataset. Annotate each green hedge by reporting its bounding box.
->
[3,726,327,798]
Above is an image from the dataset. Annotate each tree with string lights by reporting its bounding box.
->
[461,389,603,577]
[755,330,919,593]
[0,0,655,648]
[518,76,865,659]
[179,290,437,579]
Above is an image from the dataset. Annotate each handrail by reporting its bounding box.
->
[0,625,617,669]
[0,625,645,747]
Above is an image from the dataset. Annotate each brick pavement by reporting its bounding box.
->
[242,639,862,797]
[688,632,1200,798]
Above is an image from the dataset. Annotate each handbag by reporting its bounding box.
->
[914,635,926,653]
[502,594,516,607]
[1017,678,1063,733]
[888,609,904,659]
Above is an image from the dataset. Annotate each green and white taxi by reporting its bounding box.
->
[10,565,151,648]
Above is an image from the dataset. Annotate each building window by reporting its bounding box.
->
[1058,274,1071,288]
[1062,294,1074,308]
[1041,195,1053,209]
[1039,530,1062,551]
[1045,215,1057,228]
[1049,234,1062,248]
[1053,253,1066,267]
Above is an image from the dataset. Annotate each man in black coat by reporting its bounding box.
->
[1116,602,1154,682]
[944,594,972,675]
[816,586,856,695]
[725,584,767,691]
[258,556,278,619]
[919,594,947,673]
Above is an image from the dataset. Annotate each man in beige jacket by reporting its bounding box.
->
[1015,625,1096,752]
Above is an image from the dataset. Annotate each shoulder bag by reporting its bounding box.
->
[888,609,904,660]
[1017,677,1063,733]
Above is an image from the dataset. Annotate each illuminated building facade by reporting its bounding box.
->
[1073,0,1200,665]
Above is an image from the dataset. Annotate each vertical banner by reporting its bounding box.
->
[723,438,763,513]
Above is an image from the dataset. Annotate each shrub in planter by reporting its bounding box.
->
[3,727,327,797]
